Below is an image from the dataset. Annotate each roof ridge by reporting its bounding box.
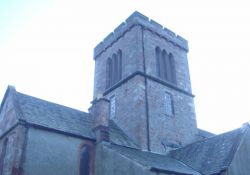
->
[103,143,147,168]
[173,127,243,151]
[107,142,168,159]
[169,156,202,175]
[170,125,249,175]
[17,91,89,114]
[0,85,25,121]
[109,142,141,151]
[0,85,15,114]
[225,124,250,169]
[197,128,215,137]
[14,90,25,121]
[106,143,201,175]
[109,120,140,148]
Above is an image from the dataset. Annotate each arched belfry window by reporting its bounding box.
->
[155,47,161,77]
[168,53,176,84]
[106,58,112,89]
[117,49,122,80]
[106,50,122,89]
[155,47,176,84]
[80,146,90,175]
[161,49,168,80]
[111,53,117,85]
[0,139,8,175]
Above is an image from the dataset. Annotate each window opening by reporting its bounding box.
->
[106,50,122,89]
[155,47,176,84]
[80,146,90,175]
[165,92,174,116]
[110,96,116,119]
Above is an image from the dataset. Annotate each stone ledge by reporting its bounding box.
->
[103,71,194,97]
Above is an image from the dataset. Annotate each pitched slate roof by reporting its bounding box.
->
[171,125,249,175]
[2,86,249,175]
[105,143,201,175]
[0,86,138,148]
[17,92,94,138]
[197,129,215,138]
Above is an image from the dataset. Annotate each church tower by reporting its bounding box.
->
[93,11,198,153]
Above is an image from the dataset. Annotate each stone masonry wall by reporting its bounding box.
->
[143,27,197,153]
[23,127,95,175]
[93,11,198,153]
[0,86,20,138]
[0,125,27,175]
[147,79,197,153]
[93,25,143,98]
[104,75,148,150]
[143,29,192,93]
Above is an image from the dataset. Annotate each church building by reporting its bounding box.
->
[0,11,250,175]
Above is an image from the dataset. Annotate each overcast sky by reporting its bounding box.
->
[0,0,250,134]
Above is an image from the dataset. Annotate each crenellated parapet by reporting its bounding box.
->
[94,11,189,59]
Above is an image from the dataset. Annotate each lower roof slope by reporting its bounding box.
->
[0,86,138,148]
[104,143,201,175]
[17,91,138,148]
[171,125,249,175]
[2,86,249,175]
[17,92,94,138]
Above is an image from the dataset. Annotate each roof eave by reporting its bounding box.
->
[150,167,199,175]
[0,85,16,114]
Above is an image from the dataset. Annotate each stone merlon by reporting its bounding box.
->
[94,11,189,59]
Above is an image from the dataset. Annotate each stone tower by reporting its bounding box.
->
[93,11,198,153]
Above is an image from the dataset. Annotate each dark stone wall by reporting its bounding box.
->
[93,26,143,99]
[0,87,20,137]
[143,28,197,153]
[0,125,26,175]
[93,25,148,150]
[93,16,198,153]
[147,79,197,153]
[143,29,192,93]
[105,75,148,150]
[22,127,94,175]
[94,143,154,175]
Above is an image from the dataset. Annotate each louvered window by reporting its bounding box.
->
[165,92,174,116]
[156,47,176,84]
[106,50,122,89]
[110,95,116,119]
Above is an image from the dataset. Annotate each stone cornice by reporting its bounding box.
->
[103,71,194,97]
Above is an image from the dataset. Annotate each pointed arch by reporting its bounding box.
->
[162,49,168,80]
[106,58,112,89]
[155,47,161,77]
[79,146,90,175]
[111,54,117,86]
[169,53,176,84]
[155,46,177,84]
[106,49,123,89]
[155,46,163,78]
[117,49,122,80]
[79,143,95,175]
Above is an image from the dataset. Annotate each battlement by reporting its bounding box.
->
[94,11,189,59]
